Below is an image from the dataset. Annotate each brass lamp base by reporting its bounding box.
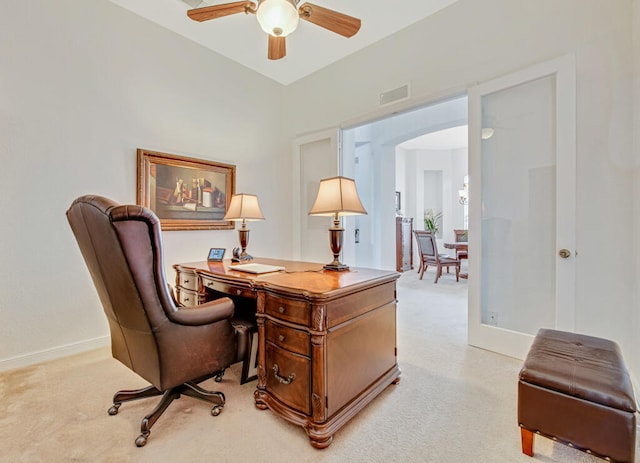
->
[232,224,254,262]
[323,261,349,271]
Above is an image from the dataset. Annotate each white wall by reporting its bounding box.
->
[411,148,467,244]
[395,149,407,215]
[0,0,289,368]
[284,0,638,370]
[632,0,640,377]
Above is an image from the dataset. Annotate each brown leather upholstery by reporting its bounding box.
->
[67,195,238,445]
[518,329,637,462]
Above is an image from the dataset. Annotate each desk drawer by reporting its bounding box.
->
[177,270,198,291]
[264,295,310,326]
[201,275,254,299]
[177,288,205,307]
[265,343,311,415]
[265,320,310,357]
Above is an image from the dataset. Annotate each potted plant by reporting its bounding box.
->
[424,209,443,234]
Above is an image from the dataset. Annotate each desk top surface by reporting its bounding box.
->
[175,257,399,296]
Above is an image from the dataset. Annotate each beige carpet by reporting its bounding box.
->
[1,268,636,462]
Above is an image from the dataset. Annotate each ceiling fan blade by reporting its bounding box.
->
[298,3,361,38]
[268,35,286,60]
[187,2,254,22]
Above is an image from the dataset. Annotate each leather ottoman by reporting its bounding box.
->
[518,329,637,462]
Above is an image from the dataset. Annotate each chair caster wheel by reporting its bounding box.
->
[211,405,223,416]
[135,433,148,447]
[108,404,120,415]
[214,370,225,382]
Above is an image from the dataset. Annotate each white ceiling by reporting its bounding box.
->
[398,125,468,151]
[109,0,460,86]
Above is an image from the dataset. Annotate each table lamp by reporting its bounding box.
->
[223,193,265,261]
[308,176,367,271]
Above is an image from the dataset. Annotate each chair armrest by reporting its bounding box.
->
[169,297,234,326]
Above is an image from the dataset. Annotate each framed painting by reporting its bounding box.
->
[137,149,236,230]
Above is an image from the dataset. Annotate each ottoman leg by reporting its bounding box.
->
[521,427,534,457]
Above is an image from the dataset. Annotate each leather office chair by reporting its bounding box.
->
[66,195,245,447]
[414,230,460,283]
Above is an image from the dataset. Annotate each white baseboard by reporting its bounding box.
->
[0,336,110,373]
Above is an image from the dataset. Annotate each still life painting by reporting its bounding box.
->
[137,149,236,230]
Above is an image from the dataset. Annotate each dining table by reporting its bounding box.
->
[443,241,468,279]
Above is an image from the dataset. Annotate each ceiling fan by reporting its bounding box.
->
[186,0,361,60]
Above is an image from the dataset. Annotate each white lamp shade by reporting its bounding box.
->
[256,0,299,37]
[309,176,367,217]
[223,194,265,221]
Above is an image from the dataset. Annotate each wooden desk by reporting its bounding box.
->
[173,258,401,448]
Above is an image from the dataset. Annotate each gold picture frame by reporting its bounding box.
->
[137,149,236,230]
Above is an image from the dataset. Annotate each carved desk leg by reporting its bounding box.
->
[254,292,268,410]
[307,323,330,449]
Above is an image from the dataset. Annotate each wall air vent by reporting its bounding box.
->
[379,84,410,106]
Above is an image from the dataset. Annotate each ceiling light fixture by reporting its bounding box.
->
[256,0,299,37]
[186,1,361,60]
[458,175,469,205]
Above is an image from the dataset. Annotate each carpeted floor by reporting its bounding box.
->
[1,268,636,462]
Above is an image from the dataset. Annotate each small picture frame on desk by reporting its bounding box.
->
[207,248,225,262]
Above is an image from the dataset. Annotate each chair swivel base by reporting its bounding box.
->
[108,372,226,447]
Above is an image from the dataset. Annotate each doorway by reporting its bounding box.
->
[340,95,469,272]
[293,56,575,361]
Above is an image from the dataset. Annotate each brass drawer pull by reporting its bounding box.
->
[272,364,295,385]
[183,279,190,284]
[279,306,285,314]
[278,334,286,342]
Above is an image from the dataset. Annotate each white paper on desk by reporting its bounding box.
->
[231,263,285,274]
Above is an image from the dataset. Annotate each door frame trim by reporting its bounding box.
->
[467,53,576,359]
[292,129,340,260]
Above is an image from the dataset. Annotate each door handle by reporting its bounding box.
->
[558,249,571,259]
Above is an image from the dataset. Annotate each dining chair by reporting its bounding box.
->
[453,229,468,261]
[414,230,460,283]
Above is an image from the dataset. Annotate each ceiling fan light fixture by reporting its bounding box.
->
[256,0,299,37]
